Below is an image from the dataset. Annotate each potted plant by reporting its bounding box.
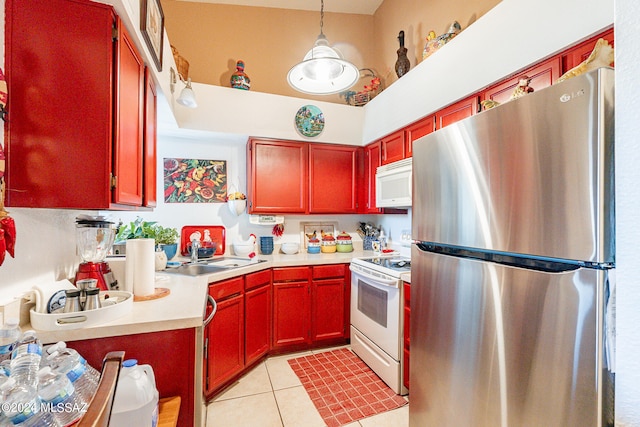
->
[116,218,180,260]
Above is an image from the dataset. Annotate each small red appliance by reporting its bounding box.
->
[74,216,118,291]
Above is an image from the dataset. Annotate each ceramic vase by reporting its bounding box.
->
[230,60,251,90]
[395,30,410,78]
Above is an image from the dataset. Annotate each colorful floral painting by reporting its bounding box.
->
[163,158,227,203]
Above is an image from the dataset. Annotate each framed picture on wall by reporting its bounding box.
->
[141,0,164,71]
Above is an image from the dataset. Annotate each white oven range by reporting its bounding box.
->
[350,256,410,395]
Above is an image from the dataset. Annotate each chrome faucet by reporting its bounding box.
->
[191,238,201,264]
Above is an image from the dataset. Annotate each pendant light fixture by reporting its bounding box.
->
[287,0,359,95]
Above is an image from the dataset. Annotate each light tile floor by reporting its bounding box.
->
[205,346,409,427]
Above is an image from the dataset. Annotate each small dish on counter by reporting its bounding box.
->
[281,243,299,254]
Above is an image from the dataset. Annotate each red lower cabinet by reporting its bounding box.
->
[272,268,311,351]
[65,329,196,427]
[204,277,245,399]
[272,265,349,353]
[245,270,272,366]
[311,265,347,343]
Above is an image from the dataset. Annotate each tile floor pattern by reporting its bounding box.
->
[206,346,409,427]
[288,348,407,427]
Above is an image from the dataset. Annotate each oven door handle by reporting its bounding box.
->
[349,265,400,287]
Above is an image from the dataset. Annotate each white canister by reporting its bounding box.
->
[111,359,159,427]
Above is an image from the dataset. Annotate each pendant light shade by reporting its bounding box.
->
[287,1,359,95]
[177,78,197,108]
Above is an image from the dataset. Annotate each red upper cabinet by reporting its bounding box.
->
[248,138,361,214]
[143,68,158,208]
[363,142,382,214]
[435,95,480,130]
[309,145,360,214]
[405,115,436,157]
[562,28,614,72]
[113,18,145,206]
[248,138,308,214]
[380,130,406,165]
[482,57,561,106]
[5,0,151,209]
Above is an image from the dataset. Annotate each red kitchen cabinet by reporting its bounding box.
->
[435,95,480,130]
[311,265,347,343]
[5,0,151,209]
[380,130,406,165]
[65,328,196,427]
[272,267,311,351]
[245,269,272,366]
[248,138,308,214]
[309,145,360,213]
[143,67,158,208]
[363,142,382,214]
[405,115,436,158]
[482,57,561,107]
[562,28,614,72]
[204,277,245,399]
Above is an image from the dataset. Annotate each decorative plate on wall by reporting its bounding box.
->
[294,105,324,137]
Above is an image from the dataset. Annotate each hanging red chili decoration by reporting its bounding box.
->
[0,216,15,258]
[0,67,15,266]
[0,229,6,266]
[272,223,284,237]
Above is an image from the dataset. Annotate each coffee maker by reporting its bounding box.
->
[74,216,118,291]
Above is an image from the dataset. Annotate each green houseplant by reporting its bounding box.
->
[116,218,180,260]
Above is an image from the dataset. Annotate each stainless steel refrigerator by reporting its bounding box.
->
[411,68,615,427]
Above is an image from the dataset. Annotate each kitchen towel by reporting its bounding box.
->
[125,238,155,297]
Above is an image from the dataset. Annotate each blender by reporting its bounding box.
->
[74,216,118,291]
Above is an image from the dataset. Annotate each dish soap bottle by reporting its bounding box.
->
[379,229,387,251]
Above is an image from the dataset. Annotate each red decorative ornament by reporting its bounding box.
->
[272,223,284,237]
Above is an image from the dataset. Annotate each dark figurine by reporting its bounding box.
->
[395,30,410,78]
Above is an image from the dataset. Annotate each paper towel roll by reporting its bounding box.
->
[125,239,156,297]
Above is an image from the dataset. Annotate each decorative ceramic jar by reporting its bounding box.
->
[230,60,251,90]
[395,30,410,78]
[307,237,321,254]
[336,231,353,253]
[321,234,337,253]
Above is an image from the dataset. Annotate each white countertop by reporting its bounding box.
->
[28,250,375,344]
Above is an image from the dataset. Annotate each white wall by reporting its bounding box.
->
[100,132,384,254]
[613,0,640,423]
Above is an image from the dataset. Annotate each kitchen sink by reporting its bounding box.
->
[207,257,266,268]
[165,263,229,276]
[165,257,267,276]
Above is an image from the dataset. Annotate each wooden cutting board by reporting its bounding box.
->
[180,225,226,256]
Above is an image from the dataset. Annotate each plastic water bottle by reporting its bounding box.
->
[111,359,159,427]
[37,366,84,426]
[45,343,99,405]
[45,351,97,407]
[9,331,42,389]
[0,319,21,363]
[45,342,100,382]
[1,378,56,427]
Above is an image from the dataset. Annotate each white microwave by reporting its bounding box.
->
[375,158,412,208]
